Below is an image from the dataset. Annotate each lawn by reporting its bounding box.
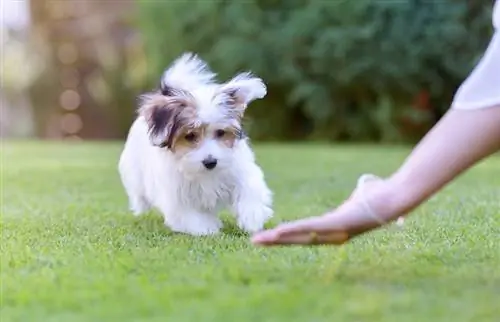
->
[1,141,499,322]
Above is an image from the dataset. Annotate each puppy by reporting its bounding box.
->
[118,53,273,236]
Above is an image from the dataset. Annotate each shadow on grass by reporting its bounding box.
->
[130,213,170,235]
[128,212,282,239]
[219,213,282,237]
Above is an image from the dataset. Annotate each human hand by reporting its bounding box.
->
[251,174,401,246]
[250,200,386,246]
[250,213,351,246]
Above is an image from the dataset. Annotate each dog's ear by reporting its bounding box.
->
[138,93,187,148]
[218,72,267,111]
[160,52,216,93]
[159,81,175,97]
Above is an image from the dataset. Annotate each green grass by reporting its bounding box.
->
[1,141,499,322]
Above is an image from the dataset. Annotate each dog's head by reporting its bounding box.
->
[138,53,266,176]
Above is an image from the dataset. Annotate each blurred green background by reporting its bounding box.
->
[1,0,495,143]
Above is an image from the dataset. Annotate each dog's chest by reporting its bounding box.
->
[178,177,235,212]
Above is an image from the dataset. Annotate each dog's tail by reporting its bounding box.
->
[160,53,216,94]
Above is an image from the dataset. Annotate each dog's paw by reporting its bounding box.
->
[167,213,222,236]
[237,206,273,233]
[129,197,151,216]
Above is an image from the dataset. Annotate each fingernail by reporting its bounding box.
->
[251,232,275,244]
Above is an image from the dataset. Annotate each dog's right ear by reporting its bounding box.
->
[137,93,183,148]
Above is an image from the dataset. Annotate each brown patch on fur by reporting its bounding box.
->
[167,125,241,157]
[215,127,239,148]
[139,87,246,152]
[138,91,198,148]
[170,127,204,155]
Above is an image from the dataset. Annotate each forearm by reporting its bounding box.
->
[387,107,500,216]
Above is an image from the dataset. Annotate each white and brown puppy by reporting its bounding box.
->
[118,53,273,236]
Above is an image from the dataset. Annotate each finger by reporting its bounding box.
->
[249,218,322,244]
[252,230,349,246]
[274,231,349,246]
[315,231,350,245]
[269,215,338,236]
[250,215,341,245]
[250,229,280,244]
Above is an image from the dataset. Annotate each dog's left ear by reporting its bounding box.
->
[218,72,267,110]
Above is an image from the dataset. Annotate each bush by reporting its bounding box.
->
[136,0,493,142]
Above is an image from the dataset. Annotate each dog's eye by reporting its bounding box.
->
[215,129,226,138]
[184,132,197,142]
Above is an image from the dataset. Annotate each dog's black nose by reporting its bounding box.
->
[202,157,217,170]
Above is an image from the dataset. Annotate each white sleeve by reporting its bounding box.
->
[450,1,500,110]
[494,0,499,30]
[451,30,500,110]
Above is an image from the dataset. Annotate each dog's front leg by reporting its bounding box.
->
[231,168,273,233]
[160,202,222,236]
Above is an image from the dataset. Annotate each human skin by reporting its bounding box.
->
[251,107,500,246]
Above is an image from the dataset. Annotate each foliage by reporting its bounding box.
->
[136,0,494,142]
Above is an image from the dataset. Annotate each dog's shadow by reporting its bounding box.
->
[130,213,171,237]
[129,212,278,239]
[220,218,248,237]
[220,215,280,237]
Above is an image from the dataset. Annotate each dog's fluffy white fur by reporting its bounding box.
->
[118,53,273,236]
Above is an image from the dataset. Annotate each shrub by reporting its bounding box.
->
[136,0,494,142]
